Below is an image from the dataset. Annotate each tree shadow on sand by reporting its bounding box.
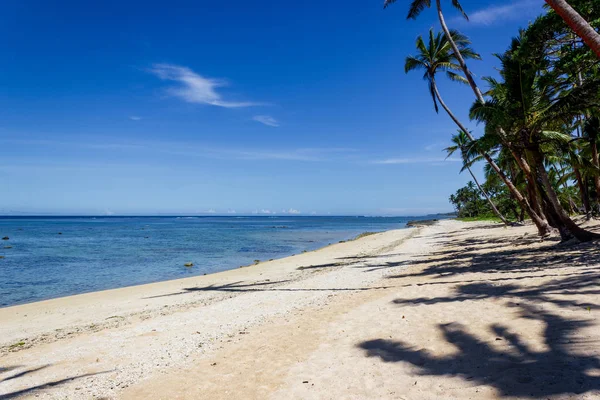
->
[0,365,50,384]
[0,370,111,400]
[393,271,600,310]
[0,368,20,376]
[358,303,600,398]
[384,234,600,280]
[144,280,392,299]
[356,223,600,398]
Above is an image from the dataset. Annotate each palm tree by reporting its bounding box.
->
[545,0,600,58]
[384,0,485,103]
[583,117,600,209]
[404,29,479,113]
[445,130,510,225]
[470,35,600,241]
[405,29,552,236]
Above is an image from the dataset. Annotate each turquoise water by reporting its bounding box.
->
[0,216,440,307]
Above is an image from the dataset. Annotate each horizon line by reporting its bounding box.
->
[0,213,455,218]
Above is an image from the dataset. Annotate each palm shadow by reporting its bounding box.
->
[384,234,600,280]
[297,262,343,271]
[0,370,111,400]
[145,280,392,299]
[356,223,600,398]
[393,271,600,310]
[0,365,50,383]
[358,303,600,398]
[0,368,20,376]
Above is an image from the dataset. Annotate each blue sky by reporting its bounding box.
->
[0,0,545,215]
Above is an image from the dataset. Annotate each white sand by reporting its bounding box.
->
[1,220,599,399]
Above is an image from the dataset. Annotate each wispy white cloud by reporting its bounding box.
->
[0,136,355,163]
[230,149,318,161]
[253,115,279,127]
[372,157,461,165]
[461,0,542,26]
[129,116,142,121]
[148,63,262,108]
[424,142,447,152]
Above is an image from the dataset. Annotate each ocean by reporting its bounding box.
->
[0,215,442,307]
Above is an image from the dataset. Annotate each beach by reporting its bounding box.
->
[1,219,599,399]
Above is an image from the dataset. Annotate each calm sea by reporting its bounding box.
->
[0,215,441,307]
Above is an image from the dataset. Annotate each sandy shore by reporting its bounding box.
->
[1,220,599,399]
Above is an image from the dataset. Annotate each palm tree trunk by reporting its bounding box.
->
[542,197,573,241]
[530,144,600,242]
[507,164,524,221]
[574,167,592,218]
[512,149,546,219]
[526,179,544,221]
[435,0,485,104]
[545,0,600,58]
[431,79,551,236]
[589,135,600,209]
[466,165,510,225]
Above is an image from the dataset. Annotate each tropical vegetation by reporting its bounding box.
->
[388,0,600,242]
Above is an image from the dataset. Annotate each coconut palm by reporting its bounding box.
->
[445,130,510,225]
[583,116,600,208]
[404,29,479,113]
[545,0,600,58]
[406,29,552,236]
[470,34,600,241]
[384,0,485,103]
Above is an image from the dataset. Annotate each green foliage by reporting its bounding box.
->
[405,28,480,113]
[450,178,523,220]
[450,182,487,218]
[392,0,600,234]
[447,1,600,228]
[384,0,468,21]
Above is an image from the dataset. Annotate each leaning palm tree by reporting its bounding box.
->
[445,130,510,225]
[404,29,479,114]
[405,29,552,236]
[384,0,485,103]
[470,34,600,241]
[545,0,600,58]
[583,116,600,208]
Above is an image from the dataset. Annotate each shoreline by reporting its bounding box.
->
[0,227,418,353]
[0,227,401,310]
[0,224,424,399]
[3,219,597,400]
[0,216,422,308]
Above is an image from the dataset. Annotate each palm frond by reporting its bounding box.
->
[446,71,468,84]
[539,130,573,144]
[407,0,431,19]
[451,0,469,20]
[404,56,425,74]
[383,0,397,9]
